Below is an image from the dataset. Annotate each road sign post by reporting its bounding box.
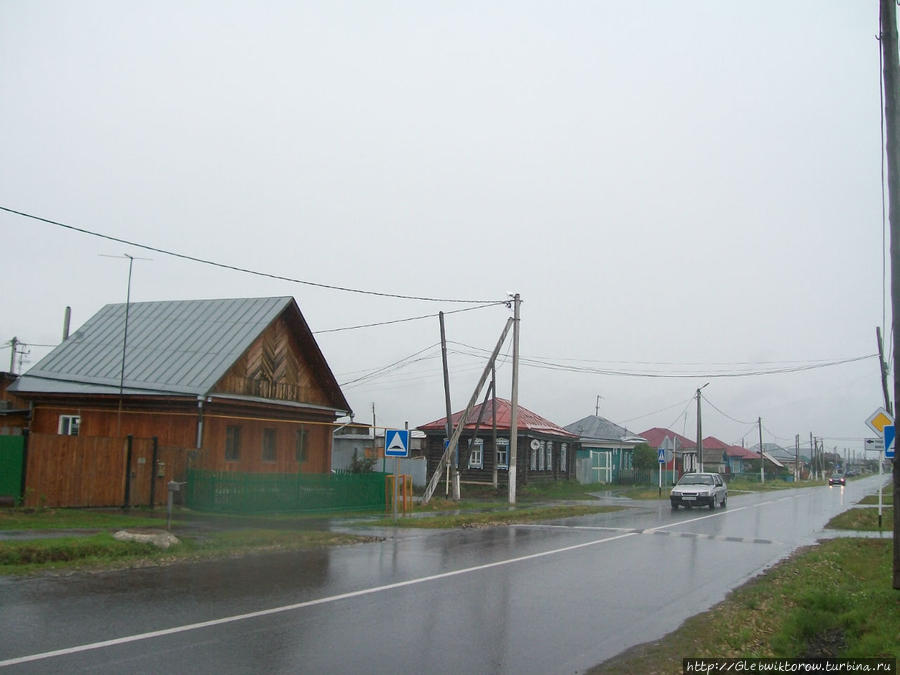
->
[658,447,665,495]
[385,429,410,520]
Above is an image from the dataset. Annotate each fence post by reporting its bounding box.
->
[123,435,133,509]
[149,437,159,507]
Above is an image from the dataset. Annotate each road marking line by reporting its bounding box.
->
[0,531,638,668]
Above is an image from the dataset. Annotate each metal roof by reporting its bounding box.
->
[10,297,326,399]
[563,415,644,444]
[418,398,577,438]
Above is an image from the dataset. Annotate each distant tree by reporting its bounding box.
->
[632,443,657,471]
[349,451,377,473]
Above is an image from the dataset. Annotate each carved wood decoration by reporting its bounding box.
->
[214,317,329,405]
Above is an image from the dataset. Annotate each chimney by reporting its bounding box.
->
[62,306,71,341]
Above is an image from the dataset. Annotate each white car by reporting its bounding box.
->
[670,472,727,510]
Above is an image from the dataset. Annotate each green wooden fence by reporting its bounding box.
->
[184,469,388,514]
[0,436,25,503]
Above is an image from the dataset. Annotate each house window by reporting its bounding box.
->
[546,441,553,472]
[530,445,537,471]
[262,428,277,463]
[225,426,241,462]
[560,443,568,473]
[58,415,80,436]
[467,439,483,469]
[295,427,308,463]
[496,438,509,468]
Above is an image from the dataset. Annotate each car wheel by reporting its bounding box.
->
[709,497,716,510]
[721,495,727,508]
[671,503,678,510]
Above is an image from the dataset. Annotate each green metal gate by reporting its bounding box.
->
[0,436,25,503]
[184,469,388,514]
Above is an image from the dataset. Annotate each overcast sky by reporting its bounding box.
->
[0,1,890,456]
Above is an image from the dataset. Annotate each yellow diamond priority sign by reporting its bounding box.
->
[865,407,894,435]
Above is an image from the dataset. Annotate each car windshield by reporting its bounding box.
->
[677,474,713,485]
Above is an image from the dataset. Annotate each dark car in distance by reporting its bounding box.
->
[828,472,846,486]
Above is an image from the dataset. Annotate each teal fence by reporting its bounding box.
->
[184,469,388,514]
[0,436,25,502]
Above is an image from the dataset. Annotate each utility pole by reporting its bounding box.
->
[595,395,602,417]
[439,312,459,500]
[8,336,16,374]
[880,0,900,590]
[696,383,709,472]
[509,293,521,505]
[795,434,800,482]
[877,327,893,414]
[810,433,815,480]
[758,417,764,484]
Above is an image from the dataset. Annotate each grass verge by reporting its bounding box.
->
[826,507,894,531]
[370,504,623,529]
[591,538,898,673]
[0,529,378,575]
[858,495,894,506]
[0,507,169,531]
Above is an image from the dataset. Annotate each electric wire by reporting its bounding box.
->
[0,205,504,304]
[446,341,876,378]
[699,393,756,426]
[619,396,694,425]
[314,302,505,335]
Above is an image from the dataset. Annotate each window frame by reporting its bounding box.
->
[495,438,509,469]
[58,415,81,436]
[225,425,242,462]
[467,438,484,469]
[262,428,277,463]
[295,427,309,464]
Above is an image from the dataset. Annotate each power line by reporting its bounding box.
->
[448,341,877,377]
[0,205,503,304]
[700,393,756,426]
[314,302,506,335]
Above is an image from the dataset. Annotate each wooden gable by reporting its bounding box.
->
[212,314,330,407]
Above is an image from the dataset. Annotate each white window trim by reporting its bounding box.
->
[58,415,80,436]
[496,438,509,469]
[467,438,483,469]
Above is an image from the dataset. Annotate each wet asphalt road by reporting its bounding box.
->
[0,474,891,674]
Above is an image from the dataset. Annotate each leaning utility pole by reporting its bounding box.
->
[439,312,459,499]
[881,0,900,589]
[423,317,514,504]
[758,417,764,484]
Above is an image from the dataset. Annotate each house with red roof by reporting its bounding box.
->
[638,427,697,479]
[418,398,577,488]
[700,436,730,473]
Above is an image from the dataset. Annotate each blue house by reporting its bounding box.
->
[564,414,646,484]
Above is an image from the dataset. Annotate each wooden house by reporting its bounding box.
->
[418,398,578,487]
[9,297,351,506]
[564,414,646,484]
